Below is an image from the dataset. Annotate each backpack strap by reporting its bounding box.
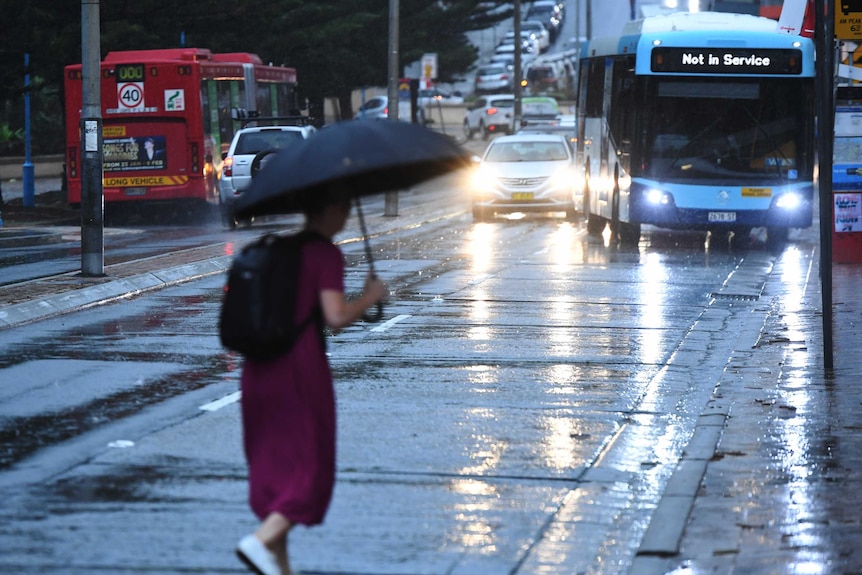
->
[290,230,330,351]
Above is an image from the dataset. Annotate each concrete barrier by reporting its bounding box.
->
[0,155,64,181]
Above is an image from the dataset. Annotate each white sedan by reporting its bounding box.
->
[470,133,579,221]
[417,87,465,108]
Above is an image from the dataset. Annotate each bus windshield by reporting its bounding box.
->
[642,78,811,182]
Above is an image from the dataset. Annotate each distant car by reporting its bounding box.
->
[501,30,541,56]
[521,96,561,125]
[474,64,513,94]
[354,95,425,123]
[470,133,578,221]
[517,114,577,150]
[418,87,464,108]
[219,124,317,229]
[463,94,516,140]
[521,20,551,52]
[494,42,538,65]
[525,1,563,40]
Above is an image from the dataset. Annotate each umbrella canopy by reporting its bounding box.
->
[234,120,473,218]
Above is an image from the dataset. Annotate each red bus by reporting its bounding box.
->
[64,48,303,209]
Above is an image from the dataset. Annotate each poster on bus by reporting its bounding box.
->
[835,193,862,233]
[103,136,167,171]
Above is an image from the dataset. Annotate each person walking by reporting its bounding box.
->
[235,188,387,575]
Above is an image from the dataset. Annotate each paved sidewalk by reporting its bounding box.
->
[635,227,862,573]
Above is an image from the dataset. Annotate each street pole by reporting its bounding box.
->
[385,0,399,217]
[81,0,104,276]
[514,0,522,128]
[815,0,834,371]
[22,53,34,208]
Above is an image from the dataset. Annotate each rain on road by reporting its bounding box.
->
[0,181,795,573]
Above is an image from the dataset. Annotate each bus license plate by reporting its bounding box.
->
[125,187,147,196]
[708,211,736,223]
[512,192,534,201]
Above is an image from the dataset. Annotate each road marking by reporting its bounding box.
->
[370,314,412,332]
[200,391,241,412]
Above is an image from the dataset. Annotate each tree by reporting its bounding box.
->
[0,0,512,153]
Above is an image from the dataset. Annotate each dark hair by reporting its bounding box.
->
[301,184,352,216]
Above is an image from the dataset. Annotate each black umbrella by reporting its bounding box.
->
[234,119,473,320]
[233,119,472,218]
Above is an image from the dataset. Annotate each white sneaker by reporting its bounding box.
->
[236,534,280,575]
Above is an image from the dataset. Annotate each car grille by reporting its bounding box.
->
[499,176,548,187]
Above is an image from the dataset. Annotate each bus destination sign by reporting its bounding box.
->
[651,48,803,75]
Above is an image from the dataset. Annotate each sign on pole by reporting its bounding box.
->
[836,0,862,39]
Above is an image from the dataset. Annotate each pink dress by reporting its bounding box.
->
[240,238,344,525]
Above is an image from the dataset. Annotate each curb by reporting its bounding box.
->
[0,257,231,330]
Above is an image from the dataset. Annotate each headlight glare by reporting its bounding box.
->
[775,192,801,209]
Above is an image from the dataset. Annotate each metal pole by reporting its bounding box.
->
[81,0,104,276]
[385,0,399,216]
[22,53,34,207]
[514,0,522,128]
[815,0,834,371]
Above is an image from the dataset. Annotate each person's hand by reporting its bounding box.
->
[364,272,387,306]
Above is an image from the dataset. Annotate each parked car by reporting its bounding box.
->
[474,64,513,94]
[219,123,317,229]
[463,94,516,140]
[469,133,578,221]
[354,95,425,123]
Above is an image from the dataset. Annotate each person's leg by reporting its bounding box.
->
[255,512,293,575]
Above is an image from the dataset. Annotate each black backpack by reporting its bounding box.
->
[219,231,325,361]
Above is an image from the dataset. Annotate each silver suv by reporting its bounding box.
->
[463,94,516,140]
[218,124,316,228]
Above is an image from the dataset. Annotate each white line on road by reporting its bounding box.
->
[370,314,412,332]
[199,391,241,412]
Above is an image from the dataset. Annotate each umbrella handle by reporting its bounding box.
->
[355,196,384,323]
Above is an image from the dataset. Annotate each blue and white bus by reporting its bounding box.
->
[576,12,815,246]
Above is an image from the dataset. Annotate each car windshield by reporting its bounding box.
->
[237,131,303,155]
[485,141,569,162]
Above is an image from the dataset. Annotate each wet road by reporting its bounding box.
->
[0,166,805,573]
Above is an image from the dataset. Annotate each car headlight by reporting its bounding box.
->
[471,165,497,194]
[647,188,671,205]
[775,192,802,209]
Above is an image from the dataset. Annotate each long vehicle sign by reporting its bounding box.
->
[651,48,803,75]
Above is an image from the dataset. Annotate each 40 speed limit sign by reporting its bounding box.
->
[118,82,144,111]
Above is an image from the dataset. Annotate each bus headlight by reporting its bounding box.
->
[647,188,671,205]
[775,192,802,210]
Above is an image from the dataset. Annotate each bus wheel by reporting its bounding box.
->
[221,203,238,230]
[586,213,605,236]
[619,222,641,245]
[766,226,789,251]
[729,227,752,250]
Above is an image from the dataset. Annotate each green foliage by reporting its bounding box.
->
[0,0,511,152]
